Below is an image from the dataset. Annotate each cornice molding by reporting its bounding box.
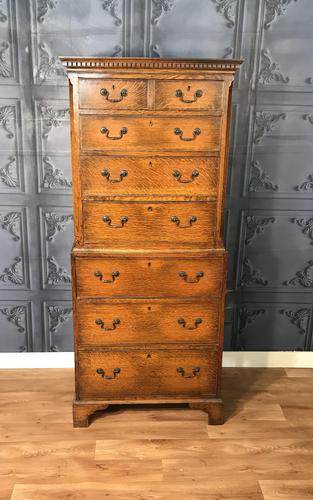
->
[60,57,243,73]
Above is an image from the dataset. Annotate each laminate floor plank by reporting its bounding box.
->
[259,479,313,499]
[0,368,312,500]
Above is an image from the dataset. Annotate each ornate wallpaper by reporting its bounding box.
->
[0,0,312,352]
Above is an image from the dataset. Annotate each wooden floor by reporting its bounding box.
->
[1,368,313,499]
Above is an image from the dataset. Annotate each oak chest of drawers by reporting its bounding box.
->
[61,56,242,427]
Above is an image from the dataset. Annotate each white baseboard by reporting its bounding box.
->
[0,351,312,369]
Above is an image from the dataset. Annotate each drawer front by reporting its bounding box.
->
[82,201,216,247]
[78,349,219,399]
[77,300,220,346]
[79,79,148,110]
[75,255,226,298]
[80,116,220,152]
[155,80,223,110]
[80,156,219,197]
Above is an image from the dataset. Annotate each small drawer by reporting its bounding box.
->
[75,254,226,299]
[78,79,148,110]
[80,116,221,152]
[77,349,219,399]
[155,80,223,110]
[80,156,219,197]
[82,201,216,247]
[76,300,220,346]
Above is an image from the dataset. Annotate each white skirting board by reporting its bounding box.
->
[0,352,312,369]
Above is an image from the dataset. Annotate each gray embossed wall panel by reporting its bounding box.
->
[0,0,312,352]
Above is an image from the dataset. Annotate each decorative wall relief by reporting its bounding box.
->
[241,258,268,287]
[151,0,175,25]
[264,0,299,30]
[101,0,122,26]
[37,43,66,82]
[0,0,7,23]
[238,307,265,349]
[303,114,313,126]
[41,156,72,190]
[258,49,289,85]
[0,256,24,285]
[254,112,286,144]
[39,105,69,140]
[0,157,18,187]
[248,160,278,192]
[212,0,237,28]
[46,256,71,286]
[284,261,313,288]
[0,40,12,78]
[37,0,59,23]
[0,305,25,333]
[0,104,14,138]
[0,211,20,240]
[44,212,73,241]
[291,217,313,244]
[47,304,72,333]
[280,308,310,335]
[245,215,275,245]
[295,174,313,192]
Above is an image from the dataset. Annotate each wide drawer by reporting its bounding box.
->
[76,300,220,346]
[80,116,221,152]
[155,79,223,110]
[77,348,219,399]
[82,201,216,247]
[79,79,148,110]
[80,156,219,197]
[75,254,226,298]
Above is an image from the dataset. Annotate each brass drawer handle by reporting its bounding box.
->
[100,87,128,102]
[94,270,120,283]
[100,126,128,140]
[96,367,121,380]
[101,169,128,183]
[178,318,202,330]
[172,169,199,183]
[175,88,203,103]
[179,271,204,283]
[171,215,197,228]
[102,215,128,228]
[177,367,200,378]
[95,318,121,331]
[174,127,201,141]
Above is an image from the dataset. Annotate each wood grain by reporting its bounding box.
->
[80,115,221,152]
[79,78,148,110]
[80,156,219,198]
[155,79,223,110]
[77,348,219,400]
[76,299,220,346]
[67,58,237,428]
[75,253,226,298]
[2,367,313,500]
[82,200,217,247]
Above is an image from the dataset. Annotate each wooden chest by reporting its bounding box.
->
[61,57,242,427]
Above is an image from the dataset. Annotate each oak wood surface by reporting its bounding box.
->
[1,367,312,499]
[80,156,219,197]
[76,299,220,346]
[75,254,226,299]
[154,79,223,110]
[77,349,219,400]
[82,200,216,247]
[80,115,221,152]
[79,78,148,110]
[65,57,239,427]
